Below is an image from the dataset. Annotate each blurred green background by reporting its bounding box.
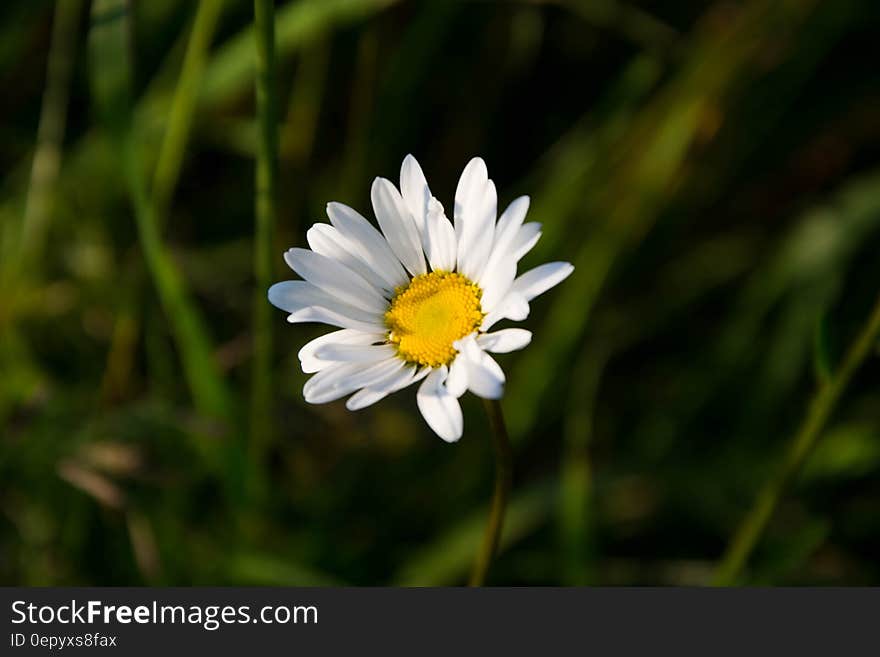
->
[2,0,880,586]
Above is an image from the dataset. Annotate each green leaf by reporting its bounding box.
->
[802,424,880,482]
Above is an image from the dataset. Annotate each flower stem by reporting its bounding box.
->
[469,398,513,586]
[713,291,880,585]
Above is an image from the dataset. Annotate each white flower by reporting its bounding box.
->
[269,155,573,442]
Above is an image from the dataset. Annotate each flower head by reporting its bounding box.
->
[269,155,573,442]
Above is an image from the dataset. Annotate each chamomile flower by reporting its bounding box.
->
[269,155,573,442]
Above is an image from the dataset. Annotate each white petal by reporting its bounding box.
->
[342,361,416,409]
[454,335,505,399]
[298,329,384,373]
[479,255,517,313]
[334,357,404,391]
[454,157,488,237]
[513,262,574,301]
[511,222,542,261]
[268,280,384,332]
[480,292,530,331]
[287,306,384,333]
[480,262,572,331]
[346,365,428,411]
[301,363,364,404]
[424,197,457,272]
[314,343,397,362]
[326,202,409,289]
[477,328,532,353]
[482,195,530,277]
[371,177,426,277]
[466,354,505,399]
[304,358,404,404]
[456,165,496,281]
[444,354,468,398]
[416,367,464,443]
[400,154,431,238]
[284,248,388,314]
[306,223,394,296]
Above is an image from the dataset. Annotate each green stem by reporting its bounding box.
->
[251,0,279,474]
[713,292,880,585]
[469,399,513,586]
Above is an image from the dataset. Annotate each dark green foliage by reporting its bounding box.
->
[1,0,879,585]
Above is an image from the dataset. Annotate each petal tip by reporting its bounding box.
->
[267,282,285,306]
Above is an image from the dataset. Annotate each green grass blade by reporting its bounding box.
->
[19,0,84,265]
[506,0,829,439]
[152,0,226,216]
[227,552,344,586]
[201,0,398,106]
[392,482,555,586]
[250,0,280,486]
[88,0,232,421]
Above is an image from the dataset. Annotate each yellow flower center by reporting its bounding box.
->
[385,271,483,367]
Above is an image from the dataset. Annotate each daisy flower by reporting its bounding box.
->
[268,155,573,442]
